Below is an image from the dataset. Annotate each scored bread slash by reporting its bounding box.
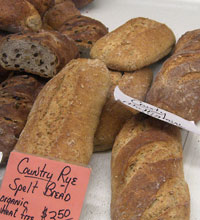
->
[114,86,200,135]
[0,30,79,78]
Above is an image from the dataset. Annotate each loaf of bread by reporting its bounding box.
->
[147,29,200,122]
[94,67,153,152]
[43,0,80,30]
[15,58,110,165]
[0,0,42,33]
[60,15,108,57]
[90,17,175,71]
[72,0,93,9]
[0,74,43,165]
[0,30,79,78]
[111,116,190,220]
[26,0,54,17]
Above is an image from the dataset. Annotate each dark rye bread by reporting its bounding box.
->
[26,0,54,17]
[0,30,79,78]
[60,15,108,57]
[94,67,153,152]
[43,0,80,30]
[147,29,200,122]
[111,116,190,220]
[0,0,42,33]
[0,74,44,165]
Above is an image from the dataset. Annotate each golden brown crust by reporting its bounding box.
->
[90,17,175,71]
[147,29,200,122]
[0,0,42,33]
[26,0,54,17]
[0,74,43,165]
[43,0,80,30]
[111,117,190,220]
[60,15,108,58]
[94,67,153,152]
[15,58,110,165]
[0,30,79,78]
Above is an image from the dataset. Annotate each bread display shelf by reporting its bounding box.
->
[0,0,200,219]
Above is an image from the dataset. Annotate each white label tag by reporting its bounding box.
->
[0,152,2,163]
[114,86,200,135]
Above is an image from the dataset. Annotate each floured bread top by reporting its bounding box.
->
[90,17,175,71]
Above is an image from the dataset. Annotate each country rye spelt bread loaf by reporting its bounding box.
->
[0,30,79,78]
[0,74,44,165]
[15,59,110,165]
[94,67,153,152]
[60,15,108,58]
[90,17,175,71]
[43,0,80,30]
[147,29,200,122]
[0,0,42,33]
[111,116,190,220]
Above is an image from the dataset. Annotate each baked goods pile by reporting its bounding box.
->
[0,1,197,219]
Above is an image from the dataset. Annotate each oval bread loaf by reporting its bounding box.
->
[0,0,42,33]
[15,58,110,165]
[111,116,190,220]
[43,0,80,30]
[0,30,79,78]
[60,15,108,58]
[90,17,175,71]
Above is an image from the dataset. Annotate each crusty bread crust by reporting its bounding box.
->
[60,15,108,58]
[0,0,42,33]
[43,0,80,30]
[94,67,153,152]
[26,0,54,17]
[0,30,79,78]
[147,29,200,122]
[0,74,43,165]
[90,17,175,71]
[111,117,190,220]
[15,59,110,165]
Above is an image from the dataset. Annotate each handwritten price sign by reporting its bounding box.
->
[0,151,91,220]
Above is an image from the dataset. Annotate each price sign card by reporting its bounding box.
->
[0,151,91,220]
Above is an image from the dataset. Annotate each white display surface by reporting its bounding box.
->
[0,1,200,220]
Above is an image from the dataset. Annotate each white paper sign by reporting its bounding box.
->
[0,152,2,163]
[114,86,200,135]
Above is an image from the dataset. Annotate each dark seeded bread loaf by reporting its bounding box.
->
[15,59,110,165]
[43,0,80,30]
[60,15,108,57]
[111,116,190,220]
[94,67,153,152]
[0,0,42,33]
[0,74,44,165]
[147,29,200,122]
[26,0,54,17]
[0,30,79,78]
